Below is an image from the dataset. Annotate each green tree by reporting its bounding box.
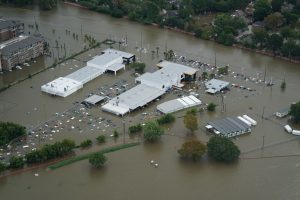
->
[80,139,92,148]
[283,12,299,25]
[143,121,164,142]
[267,33,283,53]
[9,156,25,169]
[289,102,300,123]
[38,0,57,10]
[207,136,240,162]
[281,39,300,58]
[202,71,208,79]
[178,140,206,160]
[96,135,106,143]
[280,79,286,90]
[89,153,107,168]
[252,27,268,47]
[253,0,272,21]
[184,112,198,134]
[207,102,216,111]
[157,114,175,125]
[0,162,6,173]
[129,62,146,73]
[129,124,143,134]
[0,122,26,147]
[264,12,285,30]
[186,108,197,116]
[113,130,119,138]
[271,0,284,12]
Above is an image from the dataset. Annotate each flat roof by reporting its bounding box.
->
[66,66,103,84]
[106,63,125,72]
[102,48,135,59]
[205,79,230,92]
[157,95,202,114]
[41,77,83,97]
[157,60,198,75]
[87,53,122,69]
[102,84,165,115]
[208,117,250,135]
[84,95,106,105]
[41,48,133,97]
[0,35,44,57]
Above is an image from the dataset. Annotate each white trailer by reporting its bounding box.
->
[242,115,257,126]
[238,116,252,127]
[292,130,300,136]
[284,125,292,133]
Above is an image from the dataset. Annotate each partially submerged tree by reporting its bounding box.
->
[143,121,164,142]
[207,136,240,162]
[184,111,198,134]
[89,153,107,168]
[290,102,300,123]
[207,103,216,112]
[178,140,206,160]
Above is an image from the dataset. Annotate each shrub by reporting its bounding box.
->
[9,156,25,169]
[113,130,119,138]
[207,103,216,111]
[96,135,106,143]
[80,139,92,148]
[129,124,143,134]
[143,121,164,142]
[157,114,175,125]
[89,153,107,168]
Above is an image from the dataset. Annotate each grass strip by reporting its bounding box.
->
[48,142,140,170]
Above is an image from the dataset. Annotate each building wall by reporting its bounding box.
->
[1,40,44,71]
[0,22,24,43]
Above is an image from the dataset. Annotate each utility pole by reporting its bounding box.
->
[263,66,267,82]
[122,115,126,144]
[261,136,265,149]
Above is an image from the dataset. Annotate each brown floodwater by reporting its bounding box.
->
[0,2,300,200]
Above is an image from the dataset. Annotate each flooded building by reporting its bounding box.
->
[0,18,24,42]
[0,35,45,71]
[102,61,198,116]
[205,78,230,94]
[157,95,202,114]
[41,49,135,97]
[206,117,252,138]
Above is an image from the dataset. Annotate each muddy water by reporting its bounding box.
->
[0,2,300,200]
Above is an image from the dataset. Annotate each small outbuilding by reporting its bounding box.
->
[83,95,107,106]
[206,117,252,138]
[205,79,230,94]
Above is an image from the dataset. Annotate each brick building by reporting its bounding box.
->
[0,19,24,43]
[0,35,45,71]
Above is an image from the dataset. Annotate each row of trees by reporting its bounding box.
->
[178,136,240,162]
[0,122,26,147]
[0,0,57,10]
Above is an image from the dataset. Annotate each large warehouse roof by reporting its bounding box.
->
[102,84,165,116]
[157,95,202,114]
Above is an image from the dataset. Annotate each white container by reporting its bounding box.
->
[292,130,300,136]
[284,125,292,133]
[242,115,257,126]
[238,116,252,127]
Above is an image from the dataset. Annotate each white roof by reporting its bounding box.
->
[66,66,104,84]
[102,84,164,115]
[136,61,198,89]
[87,53,122,70]
[102,48,134,59]
[157,95,202,114]
[107,63,125,72]
[157,60,198,75]
[205,79,230,92]
[41,49,134,98]
[41,77,83,97]
[102,103,130,116]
